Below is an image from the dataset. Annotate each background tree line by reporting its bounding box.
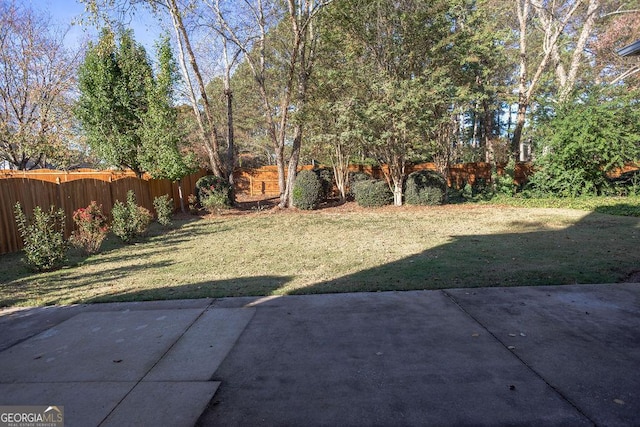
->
[1,0,639,206]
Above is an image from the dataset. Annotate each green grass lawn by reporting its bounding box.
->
[1,200,639,307]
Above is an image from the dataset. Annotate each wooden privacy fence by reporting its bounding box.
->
[1,162,532,255]
[0,169,207,255]
[233,162,534,197]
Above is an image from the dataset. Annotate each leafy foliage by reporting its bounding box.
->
[153,194,174,227]
[314,168,334,200]
[528,90,640,197]
[14,203,67,271]
[111,191,152,242]
[187,194,199,215]
[492,159,518,196]
[609,169,640,197]
[292,170,323,210]
[70,201,109,255]
[348,172,374,200]
[139,36,196,181]
[404,170,447,205]
[76,30,193,179]
[196,175,232,213]
[353,180,393,207]
[76,29,152,175]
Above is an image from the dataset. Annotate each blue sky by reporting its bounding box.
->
[27,0,164,51]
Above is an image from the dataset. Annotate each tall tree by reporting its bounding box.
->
[323,0,488,205]
[76,29,152,176]
[216,0,332,207]
[512,0,603,156]
[140,36,196,211]
[0,2,78,170]
[77,28,193,184]
[80,0,228,181]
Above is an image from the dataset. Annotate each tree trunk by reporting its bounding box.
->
[512,100,527,158]
[513,0,529,156]
[223,40,236,203]
[482,98,494,164]
[283,124,303,208]
[177,179,185,213]
[392,180,403,206]
[166,0,224,178]
[380,149,405,207]
[558,0,600,102]
[331,143,350,201]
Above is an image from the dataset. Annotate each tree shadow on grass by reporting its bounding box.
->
[82,275,294,304]
[290,209,640,295]
[0,260,176,307]
[0,216,231,305]
[2,205,638,308]
[593,203,640,217]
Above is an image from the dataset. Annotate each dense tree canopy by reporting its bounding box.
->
[4,0,640,201]
[76,29,194,179]
[76,29,151,175]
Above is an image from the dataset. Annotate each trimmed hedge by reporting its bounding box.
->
[404,170,447,205]
[293,169,323,210]
[314,168,334,200]
[353,179,393,207]
[348,172,374,200]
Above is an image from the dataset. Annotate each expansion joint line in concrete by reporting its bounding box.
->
[440,290,597,427]
[97,302,218,426]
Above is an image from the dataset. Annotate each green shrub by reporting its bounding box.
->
[404,170,447,205]
[609,169,640,197]
[348,172,373,200]
[14,203,67,271]
[527,89,640,197]
[293,169,323,210]
[492,159,517,196]
[314,168,334,200]
[153,194,174,227]
[353,179,393,207]
[70,201,109,255]
[111,191,153,243]
[196,175,232,213]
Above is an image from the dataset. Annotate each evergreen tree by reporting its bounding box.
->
[139,35,195,182]
[76,29,194,187]
[76,29,151,176]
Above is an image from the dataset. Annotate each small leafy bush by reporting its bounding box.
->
[14,203,67,271]
[404,170,447,205]
[492,159,517,196]
[196,175,232,213]
[293,169,323,210]
[70,201,109,255]
[153,194,174,227]
[111,191,153,243]
[187,194,199,214]
[353,179,393,207]
[348,172,374,200]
